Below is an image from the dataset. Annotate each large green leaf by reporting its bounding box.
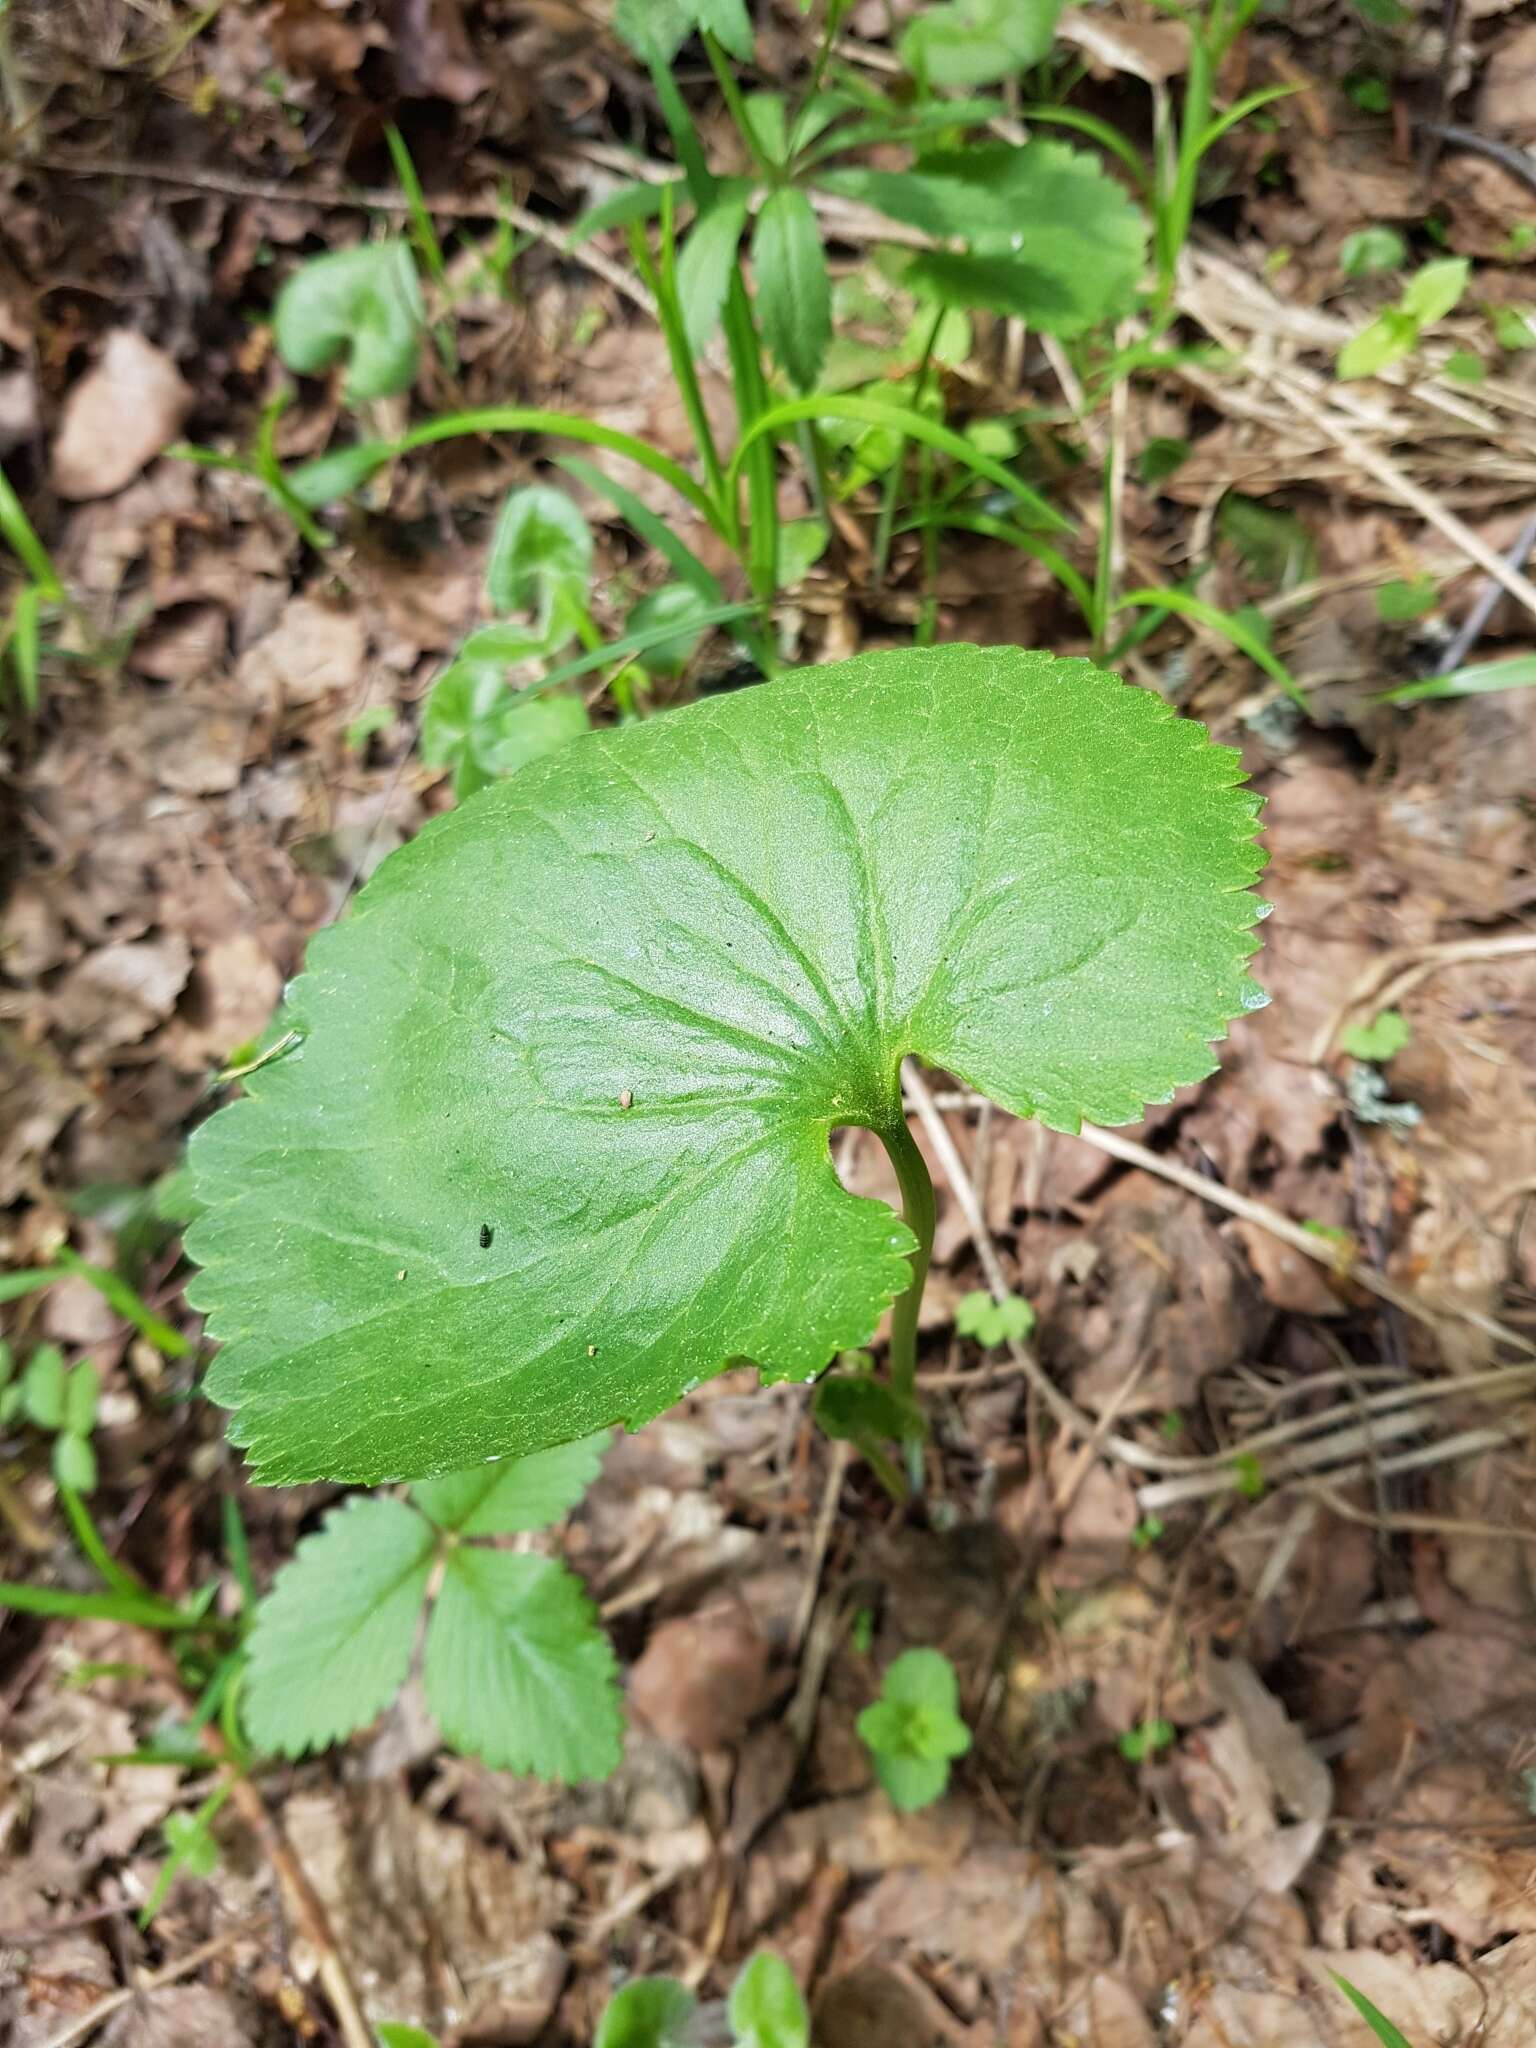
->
[422,1550,623,1779]
[821,143,1147,338]
[188,647,1264,1485]
[244,1497,435,1755]
[273,242,424,403]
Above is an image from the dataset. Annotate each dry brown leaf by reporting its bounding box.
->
[98,1986,260,2047]
[51,330,193,502]
[286,1783,569,2040]
[163,934,283,1072]
[1178,1658,1332,1894]
[234,594,367,711]
[845,1850,1110,1980]
[628,1598,771,1751]
[1479,23,1536,140]
[390,0,489,102]
[50,935,193,1056]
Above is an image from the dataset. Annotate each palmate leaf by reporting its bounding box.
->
[820,143,1147,338]
[243,1497,435,1756]
[188,647,1265,1486]
[422,1550,623,1780]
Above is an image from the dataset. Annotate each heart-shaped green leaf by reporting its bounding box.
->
[273,242,424,403]
[421,646,589,800]
[188,647,1264,1486]
[485,485,593,633]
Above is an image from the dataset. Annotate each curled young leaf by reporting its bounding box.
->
[273,242,424,403]
[188,648,1265,1485]
[485,485,593,632]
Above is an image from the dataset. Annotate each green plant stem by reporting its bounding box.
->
[633,208,730,522]
[58,1484,148,1604]
[703,32,776,177]
[876,1112,936,1409]
[872,307,946,591]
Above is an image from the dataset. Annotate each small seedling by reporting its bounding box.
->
[1340,1009,1411,1062]
[273,239,424,402]
[5,1343,101,1494]
[955,1289,1036,1349]
[597,1951,809,2048]
[1118,1716,1176,1763]
[1131,1515,1166,1552]
[376,2028,441,2048]
[1231,1452,1267,1500]
[1375,579,1436,623]
[857,1646,973,1811]
[1489,304,1536,352]
[1329,1973,1415,2047]
[1340,226,1407,278]
[1337,258,1470,380]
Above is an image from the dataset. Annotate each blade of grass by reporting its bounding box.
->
[532,599,759,692]
[58,1484,153,1605]
[1328,1974,1414,2048]
[393,408,725,534]
[0,460,63,597]
[551,454,724,601]
[1377,651,1536,704]
[11,582,40,709]
[1112,585,1309,708]
[0,1581,205,1629]
[898,509,1095,623]
[1018,104,1155,198]
[54,1248,191,1359]
[732,395,1071,536]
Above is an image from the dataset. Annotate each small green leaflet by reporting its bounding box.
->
[243,1450,619,1777]
[412,1431,610,1533]
[243,1497,435,1756]
[1339,1009,1410,1062]
[751,188,831,390]
[1340,226,1406,278]
[856,1647,972,1812]
[613,0,753,63]
[729,1954,810,2048]
[421,663,589,801]
[678,188,752,354]
[273,242,424,403]
[899,0,1064,86]
[189,647,1266,1486]
[424,1549,622,1779]
[954,1289,1035,1348]
[376,2027,441,2048]
[595,1978,697,2048]
[485,485,593,631]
